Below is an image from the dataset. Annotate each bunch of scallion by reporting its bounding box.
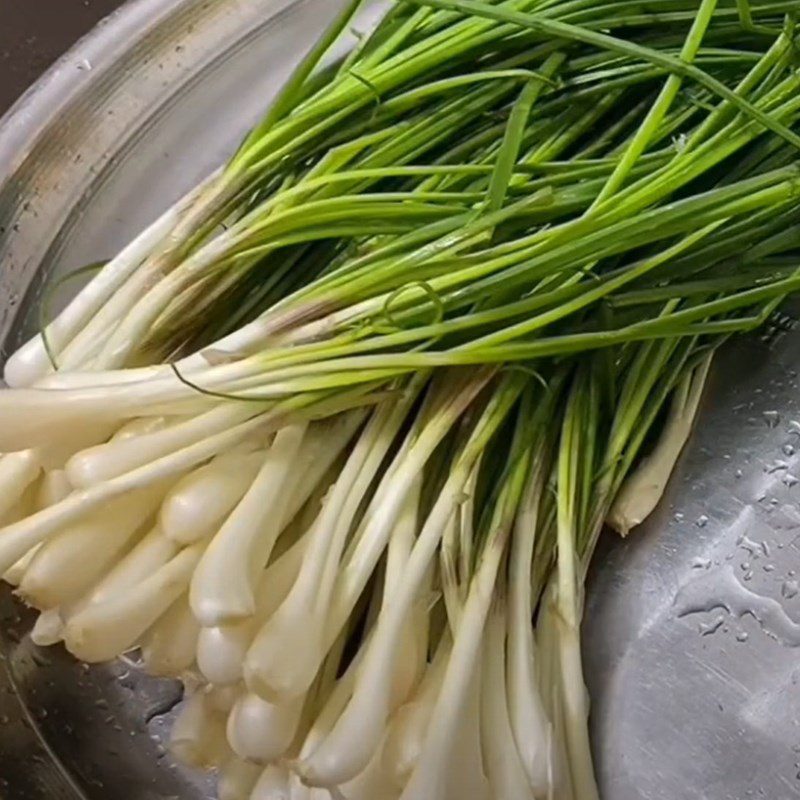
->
[0,0,799,798]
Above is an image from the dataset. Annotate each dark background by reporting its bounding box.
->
[1,0,122,115]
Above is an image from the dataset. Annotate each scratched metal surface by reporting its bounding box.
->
[2,1,800,798]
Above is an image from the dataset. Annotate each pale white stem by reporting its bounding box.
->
[300,500,467,782]
[535,613,574,800]
[388,601,428,713]
[19,484,164,608]
[3,544,40,586]
[383,477,425,710]
[63,539,206,662]
[399,536,505,800]
[458,464,479,595]
[0,345,377,440]
[0,381,222,452]
[383,477,421,597]
[338,740,399,800]
[191,422,308,625]
[177,298,323,372]
[439,513,462,633]
[1,480,41,584]
[170,687,230,769]
[160,449,266,544]
[76,524,178,610]
[508,457,551,793]
[480,604,534,800]
[208,684,243,714]
[380,639,451,791]
[35,366,171,389]
[278,411,366,530]
[331,431,412,578]
[540,560,594,800]
[218,757,263,800]
[0,413,268,575]
[32,340,270,392]
[54,428,130,472]
[442,667,491,800]
[244,396,415,702]
[299,408,490,786]
[95,228,240,369]
[30,607,66,646]
[298,623,351,755]
[58,318,119,372]
[298,650,363,762]
[34,470,72,510]
[2,174,213,387]
[326,376,491,649]
[59,262,182,371]
[197,533,308,685]
[141,593,200,677]
[111,415,173,441]
[607,353,712,536]
[287,774,311,800]
[60,170,226,372]
[0,450,42,519]
[281,292,392,350]
[227,691,305,764]
[66,404,257,488]
[251,765,292,800]
[555,612,598,800]
[289,451,345,539]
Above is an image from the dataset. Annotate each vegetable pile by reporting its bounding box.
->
[1,0,799,797]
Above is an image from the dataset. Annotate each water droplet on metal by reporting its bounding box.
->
[696,514,709,528]
[699,615,725,636]
[783,580,799,599]
[736,631,749,643]
[691,557,712,570]
[764,410,781,428]
[738,534,767,556]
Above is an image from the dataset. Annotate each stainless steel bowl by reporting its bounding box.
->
[2,2,800,798]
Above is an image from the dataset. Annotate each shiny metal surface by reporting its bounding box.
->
[1,2,800,798]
